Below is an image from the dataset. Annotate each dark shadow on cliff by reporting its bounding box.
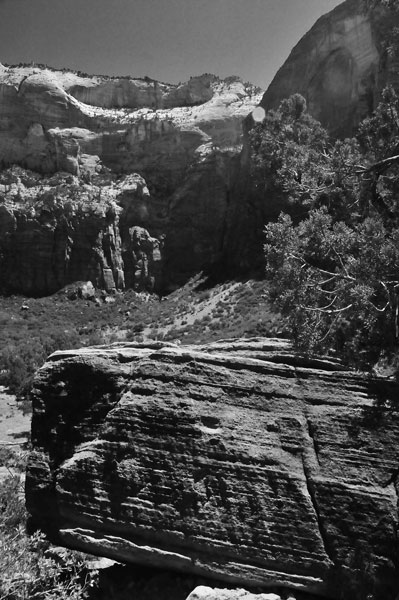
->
[360,376,399,429]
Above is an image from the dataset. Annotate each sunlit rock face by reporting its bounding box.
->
[0,66,262,294]
[261,0,399,137]
[26,338,399,599]
[0,66,261,183]
[221,0,399,278]
[0,169,158,295]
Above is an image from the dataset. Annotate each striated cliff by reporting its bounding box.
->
[0,67,259,176]
[26,339,399,599]
[3,1,399,295]
[0,66,261,294]
[0,168,161,294]
[261,0,399,137]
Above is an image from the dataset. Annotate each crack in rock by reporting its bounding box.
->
[302,419,335,567]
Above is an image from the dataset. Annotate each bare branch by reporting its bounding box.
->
[361,154,399,174]
[287,253,356,281]
[379,280,393,309]
[301,303,353,314]
[366,296,390,313]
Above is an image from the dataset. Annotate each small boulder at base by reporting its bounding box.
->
[78,281,96,300]
[186,587,282,600]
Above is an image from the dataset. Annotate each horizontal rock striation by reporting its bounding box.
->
[26,338,399,599]
[0,66,261,294]
[0,169,160,294]
[261,0,399,137]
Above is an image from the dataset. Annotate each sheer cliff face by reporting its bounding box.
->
[0,66,262,294]
[261,0,399,137]
[0,68,253,176]
[221,0,399,276]
[0,170,161,295]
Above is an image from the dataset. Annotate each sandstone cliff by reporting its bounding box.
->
[0,66,261,294]
[26,339,399,599]
[221,0,399,277]
[0,168,160,294]
[261,0,399,137]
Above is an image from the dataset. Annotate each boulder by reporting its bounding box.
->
[186,587,281,600]
[78,281,96,300]
[26,338,399,599]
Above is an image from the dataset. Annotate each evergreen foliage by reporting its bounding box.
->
[252,92,399,374]
[0,471,97,599]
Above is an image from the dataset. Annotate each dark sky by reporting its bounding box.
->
[0,0,342,89]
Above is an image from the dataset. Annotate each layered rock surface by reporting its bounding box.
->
[0,168,159,294]
[26,338,399,599]
[261,0,399,137]
[0,67,260,176]
[0,66,261,294]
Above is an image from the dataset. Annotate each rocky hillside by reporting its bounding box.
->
[26,338,399,599]
[0,66,262,295]
[3,1,399,296]
[261,0,399,137]
[221,0,399,275]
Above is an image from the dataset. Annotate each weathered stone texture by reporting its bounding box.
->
[261,0,399,137]
[26,339,399,599]
[186,587,282,600]
[0,170,158,295]
[0,66,261,293]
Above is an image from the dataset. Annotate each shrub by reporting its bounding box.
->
[0,473,98,599]
[256,92,399,374]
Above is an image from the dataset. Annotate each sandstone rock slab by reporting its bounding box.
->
[26,339,399,599]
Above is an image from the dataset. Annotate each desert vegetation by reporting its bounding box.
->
[0,278,283,403]
[249,89,399,377]
[0,444,98,599]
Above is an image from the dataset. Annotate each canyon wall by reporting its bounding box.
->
[0,169,161,295]
[0,66,261,294]
[261,0,399,137]
[222,0,399,274]
[2,1,399,295]
[26,339,399,599]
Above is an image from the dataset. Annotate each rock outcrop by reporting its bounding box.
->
[26,338,399,599]
[0,67,259,177]
[186,587,282,600]
[261,0,399,137]
[0,66,261,294]
[0,65,261,295]
[221,0,399,278]
[0,168,159,294]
